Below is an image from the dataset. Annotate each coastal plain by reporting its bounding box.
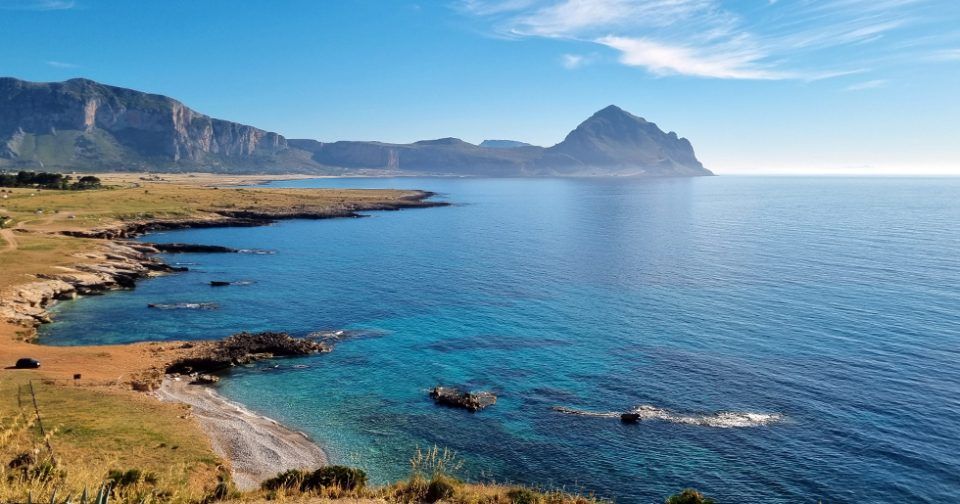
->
[0,174,442,497]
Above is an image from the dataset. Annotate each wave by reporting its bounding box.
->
[237,249,276,255]
[147,302,219,310]
[553,404,783,428]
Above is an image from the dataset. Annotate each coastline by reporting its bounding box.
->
[157,377,327,491]
[0,179,446,490]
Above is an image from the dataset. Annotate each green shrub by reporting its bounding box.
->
[106,468,158,487]
[424,475,458,502]
[508,487,545,504]
[262,466,367,493]
[666,488,715,504]
[304,465,367,491]
[260,468,309,491]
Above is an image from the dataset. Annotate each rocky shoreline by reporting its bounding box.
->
[59,190,447,240]
[0,240,183,330]
[0,189,444,331]
[0,188,448,488]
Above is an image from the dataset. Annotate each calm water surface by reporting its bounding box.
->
[42,177,960,503]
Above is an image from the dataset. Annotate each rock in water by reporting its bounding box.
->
[192,374,220,385]
[209,281,231,287]
[166,331,330,375]
[430,386,497,412]
[149,243,238,253]
[620,412,641,424]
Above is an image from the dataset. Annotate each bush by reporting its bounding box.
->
[424,475,458,502]
[304,465,367,491]
[261,468,309,491]
[261,466,367,493]
[508,487,544,504]
[107,468,158,487]
[666,488,715,504]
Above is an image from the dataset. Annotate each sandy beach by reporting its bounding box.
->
[157,377,327,491]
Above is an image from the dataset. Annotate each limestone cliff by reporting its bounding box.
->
[0,78,314,172]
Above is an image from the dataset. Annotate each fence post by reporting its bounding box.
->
[28,380,53,453]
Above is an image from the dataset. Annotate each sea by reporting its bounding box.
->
[40,176,960,503]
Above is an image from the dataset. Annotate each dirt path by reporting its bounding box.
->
[0,228,17,253]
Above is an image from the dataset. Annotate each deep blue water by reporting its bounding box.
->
[41,177,960,503]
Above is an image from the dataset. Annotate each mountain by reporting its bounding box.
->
[0,78,711,176]
[287,138,544,177]
[540,105,709,176]
[479,139,533,149]
[0,77,316,173]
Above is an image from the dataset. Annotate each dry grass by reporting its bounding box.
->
[0,374,224,503]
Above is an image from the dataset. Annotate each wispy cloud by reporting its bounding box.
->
[929,48,960,61]
[560,53,586,69]
[0,0,75,10]
[459,0,956,80]
[845,79,888,91]
[46,60,79,69]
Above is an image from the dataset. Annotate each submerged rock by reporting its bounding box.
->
[209,281,231,287]
[430,386,497,412]
[620,412,641,424]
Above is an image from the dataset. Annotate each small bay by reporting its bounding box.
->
[41,176,960,503]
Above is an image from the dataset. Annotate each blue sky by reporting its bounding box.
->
[1,0,958,174]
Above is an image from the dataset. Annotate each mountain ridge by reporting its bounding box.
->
[0,78,711,176]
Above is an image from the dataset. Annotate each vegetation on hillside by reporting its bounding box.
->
[0,376,223,503]
[0,379,716,504]
[0,171,101,190]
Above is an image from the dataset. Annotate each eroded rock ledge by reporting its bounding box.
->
[0,241,182,330]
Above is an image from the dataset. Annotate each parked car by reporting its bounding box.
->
[14,358,40,369]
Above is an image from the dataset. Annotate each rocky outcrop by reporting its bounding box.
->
[429,386,497,412]
[0,241,181,328]
[166,332,330,375]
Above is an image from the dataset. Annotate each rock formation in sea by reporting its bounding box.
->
[430,386,497,412]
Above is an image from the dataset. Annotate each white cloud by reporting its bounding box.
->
[560,53,586,69]
[46,60,79,68]
[845,79,888,91]
[460,0,952,80]
[597,35,785,79]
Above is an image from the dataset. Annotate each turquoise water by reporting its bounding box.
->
[42,177,960,503]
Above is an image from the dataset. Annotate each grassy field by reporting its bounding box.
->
[0,176,431,290]
[0,374,223,502]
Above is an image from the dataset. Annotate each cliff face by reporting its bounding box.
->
[1,77,710,176]
[0,78,308,171]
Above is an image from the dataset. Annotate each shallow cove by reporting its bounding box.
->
[41,177,960,503]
